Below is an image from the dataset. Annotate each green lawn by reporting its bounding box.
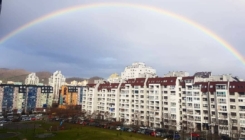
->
[0,121,163,140]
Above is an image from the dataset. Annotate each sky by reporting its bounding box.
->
[0,0,245,79]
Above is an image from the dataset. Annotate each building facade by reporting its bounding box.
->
[49,71,66,102]
[81,73,245,138]
[58,85,84,109]
[0,84,53,113]
[121,62,156,80]
[25,73,39,85]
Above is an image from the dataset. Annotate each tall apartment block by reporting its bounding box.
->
[25,73,39,85]
[49,71,66,102]
[81,72,245,138]
[0,84,53,113]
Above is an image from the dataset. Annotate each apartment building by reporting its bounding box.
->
[25,73,39,85]
[179,74,245,138]
[49,71,66,102]
[58,85,84,109]
[121,62,156,80]
[81,72,245,138]
[82,77,182,129]
[0,84,53,113]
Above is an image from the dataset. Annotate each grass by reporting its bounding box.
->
[0,121,163,140]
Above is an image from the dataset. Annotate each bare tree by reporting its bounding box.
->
[134,111,141,126]
[104,111,110,121]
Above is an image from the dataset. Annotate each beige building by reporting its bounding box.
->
[108,73,121,83]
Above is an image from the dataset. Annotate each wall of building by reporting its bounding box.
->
[121,62,156,80]
[0,84,53,113]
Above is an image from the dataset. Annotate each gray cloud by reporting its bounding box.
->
[0,0,244,79]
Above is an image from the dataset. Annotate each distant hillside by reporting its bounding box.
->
[88,76,103,84]
[0,68,30,83]
[36,71,52,84]
[0,68,103,85]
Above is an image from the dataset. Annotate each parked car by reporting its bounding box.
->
[116,126,121,130]
[220,135,231,140]
[144,129,154,135]
[31,117,36,121]
[162,133,181,140]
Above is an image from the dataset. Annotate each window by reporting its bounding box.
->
[230,99,235,102]
[171,102,176,107]
[239,99,243,102]
[217,92,226,97]
[230,105,236,109]
[194,97,200,101]
[171,108,176,113]
[219,106,227,111]
[203,104,208,107]
[194,104,200,108]
[219,98,226,104]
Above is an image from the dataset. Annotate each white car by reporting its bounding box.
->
[116,126,121,130]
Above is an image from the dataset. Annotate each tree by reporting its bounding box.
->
[134,111,141,126]
[104,111,112,122]
[91,110,99,119]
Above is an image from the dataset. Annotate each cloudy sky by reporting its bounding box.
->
[0,0,244,78]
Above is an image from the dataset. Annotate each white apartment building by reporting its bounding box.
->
[121,62,156,80]
[0,86,3,112]
[25,73,39,85]
[78,80,88,86]
[81,72,245,138]
[82,77,182,130]
[69,80,88,86]
[164,71,189,77]
[49,71,66,102]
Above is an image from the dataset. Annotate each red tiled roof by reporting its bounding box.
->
[194,82,208,92]
[111,83,120,89]
[131,78,145,87]
[98,83,111,91]
[146,77,177,86]
[120,83,126,90]
[182,76,194,80]
[98,83,120,91]
[229,82,245,92]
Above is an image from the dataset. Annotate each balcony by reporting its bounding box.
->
[218,102,227,104]
[240,116,245,119]
[194,118,201,122]
[219,116,228,119]
[203,113,209,117]
[187,112,193,115]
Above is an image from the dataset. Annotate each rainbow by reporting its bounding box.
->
[0,2,244,64]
